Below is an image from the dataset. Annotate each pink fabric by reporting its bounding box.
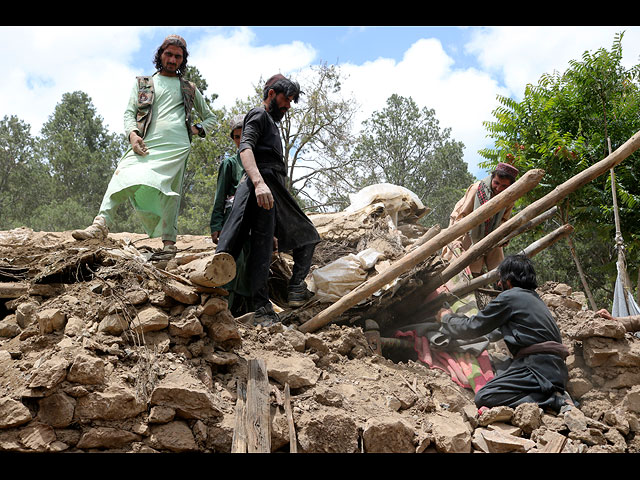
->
[394,329,494,393]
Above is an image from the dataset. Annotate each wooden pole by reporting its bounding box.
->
[498,206,557,247]
[419,130,640,298]
[297,169,546,333]
[421,224,574,312]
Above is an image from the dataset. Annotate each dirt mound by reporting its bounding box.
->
[1,226,639,453]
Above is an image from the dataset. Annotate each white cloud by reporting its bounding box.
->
[339,38,509,177]
[2,26,150,135]
[189,27,317,108]
[464,26,640,99]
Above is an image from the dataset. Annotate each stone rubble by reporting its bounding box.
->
[0,228,639,453]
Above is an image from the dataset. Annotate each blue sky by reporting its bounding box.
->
[3,26,640,180]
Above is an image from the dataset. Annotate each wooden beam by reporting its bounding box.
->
[298,169,545,333]
[421,224,574,313]
[419,130,640,297]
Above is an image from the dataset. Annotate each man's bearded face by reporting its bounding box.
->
[267,93,292,122]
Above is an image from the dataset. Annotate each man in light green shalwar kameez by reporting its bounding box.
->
[72,34,217,251]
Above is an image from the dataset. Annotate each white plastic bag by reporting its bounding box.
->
[311,248,384,302]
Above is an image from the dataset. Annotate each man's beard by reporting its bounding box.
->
[267,97,287,122]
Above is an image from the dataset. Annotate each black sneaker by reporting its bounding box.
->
[253,304,280,327]
[288,282,313,307]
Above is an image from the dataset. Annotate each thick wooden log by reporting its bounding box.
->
[185,252,236,288]
[298,169,545,333]
[0,282,64,298]
[421,224,574,313]
[420,130,640,297]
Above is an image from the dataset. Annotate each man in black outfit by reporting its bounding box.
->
[216,74,320,326]
[436,254,573,413]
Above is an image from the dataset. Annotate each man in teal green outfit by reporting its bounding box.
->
[210,115,252,316]
[72,34,217,252]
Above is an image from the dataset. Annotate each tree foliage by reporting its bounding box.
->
[334,94,474,227]
[480,32,640,306]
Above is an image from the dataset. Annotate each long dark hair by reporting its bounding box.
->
[153,40,189,77]
[498,254,538,290]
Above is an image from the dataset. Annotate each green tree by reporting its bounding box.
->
[480,32,640,306]
[339,94,474,227]
[35,91,126,231]
[0,115,46,228]
[177,65,237,235]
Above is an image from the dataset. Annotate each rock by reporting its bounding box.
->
[149,406,176,424]
[64,316,85,337]
[74,384,146,421]
[76,427,142,450]
[264,354,322,389]
[169,315,204,338]
[125,289,149,305]
[149,420,198,452]
[37,392,75,428]
[98,313,126,335]
[149,370,223,420]
[19,422,56,452]
[0,397,32,429]
[362,416,415,453]
[427,411,472,453]
[0,316,20,338]
[472,427,535,453]
[67,354,105,385]
[624,385,640,413]
[202,310,241,347]
[512,403,542,434]
[36,308,66,334]
[477,405,514,426]
[201,296,227,316]
[15,302,38,329]
[582,337,640,368]
[570,318,627,340]
[564,407,588,432]
[297,411,359,453]
[28,355,68,390]
[131,306,169,334]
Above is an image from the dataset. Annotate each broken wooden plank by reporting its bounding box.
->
[298,168,545,333]
[284,383,297,453]
[246,358,271,453]
[231,379,248,453]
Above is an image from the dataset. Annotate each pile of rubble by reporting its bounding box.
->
[0,187,639,453]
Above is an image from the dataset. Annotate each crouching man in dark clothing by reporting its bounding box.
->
[436,254,572,414]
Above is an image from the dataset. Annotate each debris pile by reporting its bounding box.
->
[0,186,639,453]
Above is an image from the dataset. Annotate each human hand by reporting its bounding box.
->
[435,307,453,323]
[596,308,614,320]
[130,132,149,156]
[254,181,274,210]
[273,237,278,252]
[211,231,220,243]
